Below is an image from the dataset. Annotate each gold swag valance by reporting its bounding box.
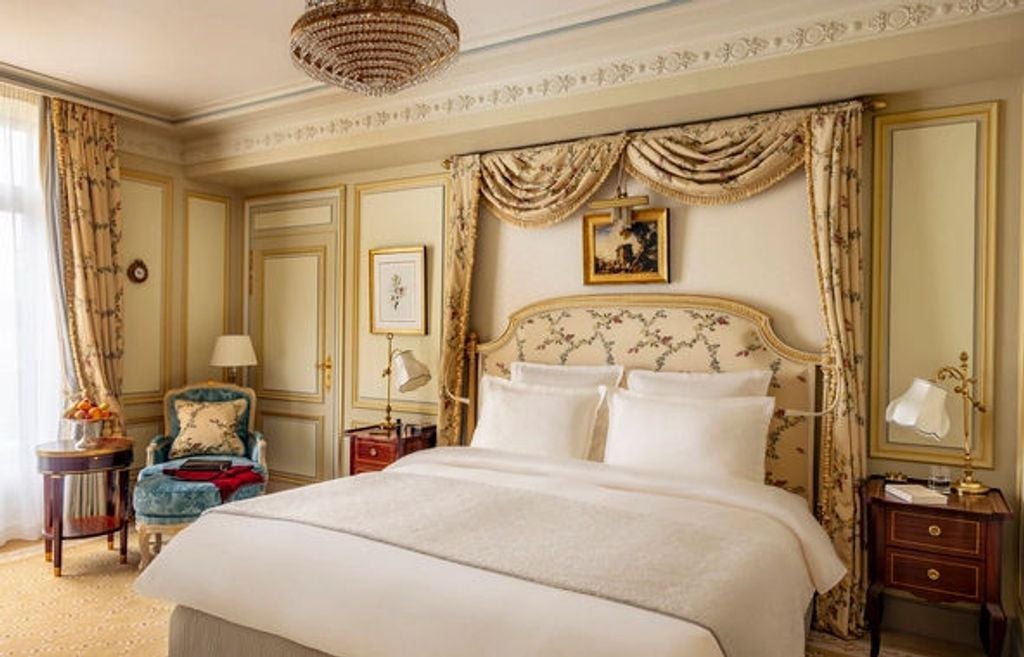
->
[439,99,867,639]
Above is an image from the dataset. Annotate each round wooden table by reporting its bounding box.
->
[36,438,133,576]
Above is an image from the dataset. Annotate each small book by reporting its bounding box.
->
[885,483,948,505]
[179,458,231,472]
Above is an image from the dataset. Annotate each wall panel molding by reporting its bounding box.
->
[120,169,173,405]
[183,192,230,384]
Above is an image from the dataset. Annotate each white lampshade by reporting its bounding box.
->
[392,350,430,393]
[885,377,951,440]
[210,335,258,368]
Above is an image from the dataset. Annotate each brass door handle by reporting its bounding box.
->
[928,524,942,537]
[926,568,940,581]
[317,355,333,392]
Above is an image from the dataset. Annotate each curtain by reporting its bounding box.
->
[0,85,62,546]
[50,99,125,434]
[807,105,867,638]
[479,134,626,227]
[624,110,806,205]
[438,155,482,445]
[438,99,868,634]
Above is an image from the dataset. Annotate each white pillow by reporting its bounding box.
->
[603,390,775,483]
[510,362,624,462]
[471,376,606,460]
[627,369,773,398]
[510,361,624,388]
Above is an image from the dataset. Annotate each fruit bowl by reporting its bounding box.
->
[60,418,104,449]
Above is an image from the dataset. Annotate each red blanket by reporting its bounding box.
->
[164,465,265,502]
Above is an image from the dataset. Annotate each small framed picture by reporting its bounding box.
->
[583,207,669,285]
[369,246,427,335]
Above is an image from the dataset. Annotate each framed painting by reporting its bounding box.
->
[583,207,669,285]
[369,246,427,335]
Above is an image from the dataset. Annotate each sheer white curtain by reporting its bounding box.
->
[0,85,62,546]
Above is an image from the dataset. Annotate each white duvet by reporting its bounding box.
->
[136,447,845,657]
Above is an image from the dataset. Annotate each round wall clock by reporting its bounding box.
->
[127,259,149,284]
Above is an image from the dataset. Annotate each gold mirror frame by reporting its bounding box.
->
[870,102,997,467]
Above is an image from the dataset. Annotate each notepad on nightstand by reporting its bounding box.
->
[884,483,948,505]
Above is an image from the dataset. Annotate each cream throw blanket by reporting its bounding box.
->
[211,448,844,657]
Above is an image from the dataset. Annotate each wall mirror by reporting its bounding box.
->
[870,102,997,466]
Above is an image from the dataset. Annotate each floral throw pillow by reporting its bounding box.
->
[169,399,247,460]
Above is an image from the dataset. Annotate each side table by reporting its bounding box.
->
[36,438,133,576]
[346,423,437,475]
[864,475,1011,657]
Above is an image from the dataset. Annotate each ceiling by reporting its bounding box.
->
[0,0,679,121]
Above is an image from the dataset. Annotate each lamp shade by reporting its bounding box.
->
[210,335,258,368]
[392,350,431,393]
[885,377,951,440]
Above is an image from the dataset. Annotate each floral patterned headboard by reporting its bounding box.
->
[468,294,825,504]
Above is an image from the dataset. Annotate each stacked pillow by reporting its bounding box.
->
[469,363,777,484]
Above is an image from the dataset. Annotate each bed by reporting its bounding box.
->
[135,293,844,657]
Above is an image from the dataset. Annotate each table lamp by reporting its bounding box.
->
[210,335,258,384]
[885,351,988,494]
[381,332,431,430]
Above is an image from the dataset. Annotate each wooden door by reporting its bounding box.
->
[249,232,337,489]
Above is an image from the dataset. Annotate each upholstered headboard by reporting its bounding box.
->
[467,294,825,504]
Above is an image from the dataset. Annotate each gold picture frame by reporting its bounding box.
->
[583,208,669,285]
[368,245,427,335]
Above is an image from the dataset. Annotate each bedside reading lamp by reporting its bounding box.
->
[381,332,431,430]
[886,351,988,494]
[210,335,258,385]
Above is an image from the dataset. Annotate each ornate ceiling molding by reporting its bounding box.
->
[118,0,1022,165]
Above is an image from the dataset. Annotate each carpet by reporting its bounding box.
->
[0,537,956,657]
[0,537,171,657]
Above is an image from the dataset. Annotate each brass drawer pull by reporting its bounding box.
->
[369,447,378,458]
[928,525,942,537]
[926,568,940,581]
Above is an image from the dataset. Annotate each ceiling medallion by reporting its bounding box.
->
[290,0,461,97]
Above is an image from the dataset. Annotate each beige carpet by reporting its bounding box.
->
[0,537,972,657]
[0,536,171,657]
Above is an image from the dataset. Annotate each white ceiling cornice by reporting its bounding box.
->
[165,0,1021,166]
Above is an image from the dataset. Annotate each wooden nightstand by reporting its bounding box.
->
[346,423,436,475]
[864,476,1011,657]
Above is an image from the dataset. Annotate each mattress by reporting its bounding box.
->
[137,447,844,657]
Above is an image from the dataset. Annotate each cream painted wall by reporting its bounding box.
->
[116,152,243,472]
[472,170,825,353]
[352,179,445,419]
[867,77,1023,645]
[120,173,170,402]
[184,194,229,383]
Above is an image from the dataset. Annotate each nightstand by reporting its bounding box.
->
[346,423,436,475]
[864,476,1011,657]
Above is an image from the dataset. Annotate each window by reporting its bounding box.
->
[0,87,62,545]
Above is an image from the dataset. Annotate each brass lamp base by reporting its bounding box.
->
[953,477,989,495]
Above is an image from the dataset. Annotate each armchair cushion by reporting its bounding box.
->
[169,399,247,459]
[134,456,267,525]
[165,386,254,446]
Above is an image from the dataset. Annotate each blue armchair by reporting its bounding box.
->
[133,383,267,568]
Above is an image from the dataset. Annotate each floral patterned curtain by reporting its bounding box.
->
[439,155,482,445]
[51,99,125,434]
[439,101,868,635]
[806,104,867,638]
[479,134,626,227]
[624,110,806,205]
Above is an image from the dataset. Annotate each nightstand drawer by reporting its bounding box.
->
[354,440,396,464]
[352,463,386,475]
[886,551,980,601]
[888,510,981,557]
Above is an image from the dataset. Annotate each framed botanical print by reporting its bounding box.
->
[369,246,427,335]
[583,207,669,284]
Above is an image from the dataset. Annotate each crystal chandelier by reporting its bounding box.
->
[290,0,461,97]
